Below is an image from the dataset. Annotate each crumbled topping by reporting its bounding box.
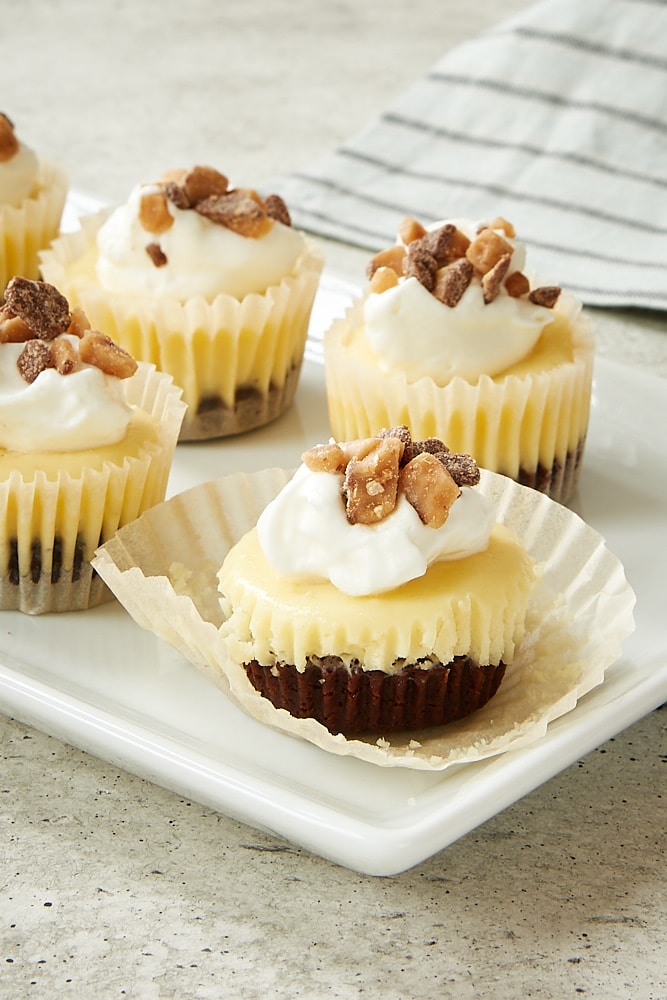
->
[4,276,70,340]
[130,166,296,268]
[0,112,19,163]
[0,277,137,383]
[367,216,561,309]
[302,426,481,527]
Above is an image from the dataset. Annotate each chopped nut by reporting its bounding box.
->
[145,242,168,267]
[399,453,460,528]
[368,266,399,294]
[195,190,273,237]
[182,165,229,206]
[79,330,138,379]
[17,339,52,383]
[264,193,291,227]
[366,245,406,280]
[50,336,78,375]
[342,437,403,525]
[504,271,530,298]
[67,306,91,338]
[302,442,347,474]
[482,252,512,304]
[0,112,19,162]
[529,285,561,308]
[434,258,474,307]
[466,228,514,275]
[398,216,427,245]
[4,277,70,340]
[0,314,34,343]
[438,451,480,487]
[139,189,174,235]
[403,243,438,291]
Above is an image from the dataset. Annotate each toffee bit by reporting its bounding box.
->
[17,339,52,383]
[145,242,168,267]
[51,337,78,375]
[434,258,474,308]
[403,243,438,291]
[342,437,402,525]
[529,285,561,308]
[79,330,138,379]
[264,193,292,227]
[438,451,481,487]
[482,252,512,304]
[195,190,273,237]
[422,223,470,266]
[399,453,460,528]
[182,165,229,206]
[164,180,191,210]
[504,271,530,298]
[4,277,71,340]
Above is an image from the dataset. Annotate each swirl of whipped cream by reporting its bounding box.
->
[0,338,133,452]
[363,218,554,384]
[257,462,495,597]
[0,140,39,208]
[95,182,306,300]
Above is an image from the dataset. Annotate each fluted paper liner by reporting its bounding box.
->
[0,364,185,614]
[324,295,594,504]
[0,160,68,292]
[40,210,325,440]
[93,468,635,770]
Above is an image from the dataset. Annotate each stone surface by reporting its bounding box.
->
[1,1,666,997]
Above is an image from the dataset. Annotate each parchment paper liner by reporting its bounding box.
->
[0,364,185,614]
[93,468,635,770]
[40,210,325,440]
[324,294,594,504]
[0,160,68,292]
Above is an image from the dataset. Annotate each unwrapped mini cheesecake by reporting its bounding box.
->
[218,426,536,736]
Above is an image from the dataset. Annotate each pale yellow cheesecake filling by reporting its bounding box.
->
[219,523,535,674]
[41,212,324,416]
[325,297,594,477]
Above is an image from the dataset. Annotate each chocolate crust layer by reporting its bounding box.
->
[517,437,586,504]
[243,655,507,736]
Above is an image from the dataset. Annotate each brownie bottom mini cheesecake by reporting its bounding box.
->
[218,427,535,736]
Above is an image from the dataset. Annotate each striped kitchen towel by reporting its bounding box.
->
[273,0,667,311]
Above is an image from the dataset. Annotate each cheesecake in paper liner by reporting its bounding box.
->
[40,209,325,441]
[92,468,635,770]
[0,160,68,293]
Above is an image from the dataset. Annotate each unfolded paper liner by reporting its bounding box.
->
[0,160,68,293]
[40,210,325,440]
[92,467,636,771]
[0,364,186,614]
[324,293,594,504]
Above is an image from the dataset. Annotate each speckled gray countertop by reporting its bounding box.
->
[1,2,666,998]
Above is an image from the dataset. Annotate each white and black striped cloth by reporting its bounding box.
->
[273,0,667,311]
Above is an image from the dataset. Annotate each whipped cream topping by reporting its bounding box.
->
[95,182,306,300]
[257,462,495,597]
[0,338,133,452]
[0,141,39,208]
[363,218,554,384]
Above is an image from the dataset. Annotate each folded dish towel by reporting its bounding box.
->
[274,0,667,311]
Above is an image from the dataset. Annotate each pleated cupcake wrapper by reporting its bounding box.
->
[0,364,185,614]
[93,467,635,771]
[0,160,68,293]
[324,295,594,504]
[40,211,325,439]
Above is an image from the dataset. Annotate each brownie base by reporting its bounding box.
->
[1,532,112,614]
[516,437,586,505]
[179,362,302,441]
[243,655,507,736]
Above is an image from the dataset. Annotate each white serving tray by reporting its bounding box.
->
[1,253,666,874]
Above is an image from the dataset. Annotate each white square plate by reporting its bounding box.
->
[1,260,665,875]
